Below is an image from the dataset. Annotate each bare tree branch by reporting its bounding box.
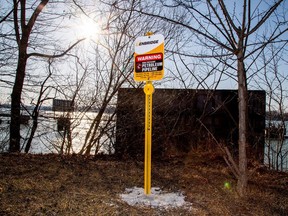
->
[27,38,85,59]
[248,0,284,36]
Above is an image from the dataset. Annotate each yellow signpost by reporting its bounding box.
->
[143,81,154,194]
[134,33,164,195]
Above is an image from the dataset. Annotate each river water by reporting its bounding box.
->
[0,108,114,154]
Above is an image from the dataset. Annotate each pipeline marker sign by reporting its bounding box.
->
[134,34,164,81]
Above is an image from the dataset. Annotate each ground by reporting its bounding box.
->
[0,152,287,216]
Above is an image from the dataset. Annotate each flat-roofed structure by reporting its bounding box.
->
[115,88,265,161]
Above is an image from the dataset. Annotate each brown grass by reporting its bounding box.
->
[0,152,287,216]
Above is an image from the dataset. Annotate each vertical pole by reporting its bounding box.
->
[144,81,154,195]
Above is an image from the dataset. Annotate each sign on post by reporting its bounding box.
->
[134,34,164,81]
[134,33,164,195]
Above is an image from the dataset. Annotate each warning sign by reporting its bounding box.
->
[134,34,164,81]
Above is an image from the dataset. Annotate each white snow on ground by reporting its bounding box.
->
[120,187,192,209]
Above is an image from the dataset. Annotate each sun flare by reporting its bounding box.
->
[78,15,101,40]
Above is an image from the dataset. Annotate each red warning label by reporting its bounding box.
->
[135,53,163,73]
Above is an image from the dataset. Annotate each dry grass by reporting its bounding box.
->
[0,152,287,215]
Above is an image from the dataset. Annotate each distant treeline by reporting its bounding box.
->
[266,111,288,121]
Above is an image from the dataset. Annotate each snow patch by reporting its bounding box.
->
[120,187,191,209]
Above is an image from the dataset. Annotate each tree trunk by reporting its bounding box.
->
[24,107,39,153]
[83,104,107,155]
[9,43,28,152]
[237,54,248,196]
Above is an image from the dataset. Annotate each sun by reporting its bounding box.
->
[77,15,101,40]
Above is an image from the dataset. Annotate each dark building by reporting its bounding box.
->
[115,88,265,161]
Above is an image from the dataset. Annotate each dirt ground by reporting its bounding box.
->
[0,152,287,216]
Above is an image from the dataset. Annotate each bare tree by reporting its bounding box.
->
[45,0,181,155]
[5,0,84,152]
[23,58,55,153]
[255,42,288,171]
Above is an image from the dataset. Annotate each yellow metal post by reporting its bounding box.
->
[143,81,154,195]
